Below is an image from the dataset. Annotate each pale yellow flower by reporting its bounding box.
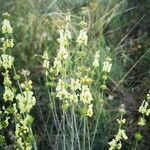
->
[58,46,69,60]
[69,93,78,103]
[16,91,36,113]
[76,29,88,45]
[3,86,15,101]
[0,54,14,70]
[70,78,81,91]
[3,39,14,49]
[93,51,100,67]
[138,117,146,126]
[2,19,13,34]
[80,85,93,104]
[102,57,112,73]
[87,104,93,117]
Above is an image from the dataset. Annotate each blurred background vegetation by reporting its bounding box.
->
[0,0,150,149]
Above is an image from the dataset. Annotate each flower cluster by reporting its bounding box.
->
[52,18,94,117]
[2,39,14,50]
[93,51,100,68]
[2,13,13,34]
[80,85,93,104]
[0,15,14,91]
[100,57,112,91]
[42,51,50,76]
[0,13,36,149]
[0,54,14,70]
[49,14,71,76]
[0,17,15,101]
[1,13,14,51]
[3,71,15,101]
[109,104,128,150]
[0,13,16,145]
[137,91,150,127]
[134,91,150,142]
[77,67,93,117]
[109,129,128,150]
[56,78,80,109]
[86,104,93,117]
[102,57,112,73]
[16,91,36,114]
[15,114,34,150]
[16,80,36,114]
[55,76,93,117]
[15,79,36,149]
[70,78,81,91]
[56,79,69,101]
[76,21,88,46]
[78,75,93,117]
[50,28,70,75]
[0,106,10,130]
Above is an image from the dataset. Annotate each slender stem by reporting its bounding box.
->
[45,76,59,127]
[37,101,53,149]
[54,114,66,149]
[50,85,60,126]
[91,90,104,148]
[91,104,103,148]
[63,111,66,150]
[30,126,38,150]
[134,142,138,150]
[86,119,91,150]
[83,117,86,150]
[71,108,74,150]
[73,107,81,150]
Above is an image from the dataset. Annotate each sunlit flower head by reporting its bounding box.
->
[102,57,112,73]
[2,19,13,34]
[76,29,88,46]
